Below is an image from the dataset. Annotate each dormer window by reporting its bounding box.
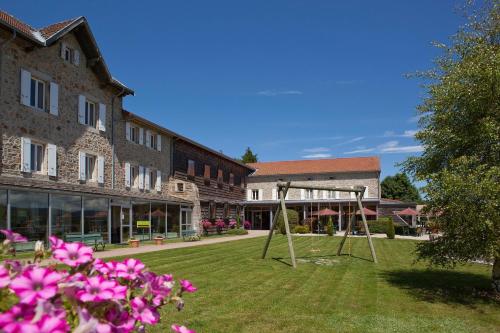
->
[61,43,80,66]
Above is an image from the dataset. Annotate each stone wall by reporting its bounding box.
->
[246,172,380,201]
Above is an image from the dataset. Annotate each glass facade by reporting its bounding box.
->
[151,203,166,238]
[84,197,109,241]
[10,191,48,242]
[132,202,150,240]
[167,205,180,238]
[51,194,82,239]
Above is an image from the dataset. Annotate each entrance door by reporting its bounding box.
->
[111,206,121,244]
[121,207,131,243]
[180,208,192,231]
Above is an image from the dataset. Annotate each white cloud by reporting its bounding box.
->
[343,148,375,155]
[383,130,417,138]
[302,153,332,159]
[402,130,417,137]
[408,115,421,123]
[303,147,330,153]
[342,140,424,155]
[257,90,303,96]
[380,144,424,153]
[334,136,365,146]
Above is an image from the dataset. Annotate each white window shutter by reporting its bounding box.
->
[78,95,86,124]
[20,137,31,172]
[258,189,263,201]
[138,166,145,190]
[145,130,151,148]
[60,42,66,59]
[364,186,369,198]
[125,122,131,141]
[20,69,31,106]
[139,128,144,145]
[47,144,57,176]
[247,189,252,201]
[313,190,319,199]
[125,162,131,188]
[144,167,150,190]
[97,156,104,184]
[272,188,277,200]
[73,49,80,66]
[322,190,327,199]
[155,170,162,192]
[79,151,86,181]
[49,82,59,116]
[300,189,305,200]
[98,103,106,131]
[350,186,355,199]
[157,134,161,151]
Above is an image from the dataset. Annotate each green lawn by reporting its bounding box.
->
[112,236,499,332]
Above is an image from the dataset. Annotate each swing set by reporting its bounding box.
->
[261,181,378,268]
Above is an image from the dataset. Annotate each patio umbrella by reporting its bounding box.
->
[309,208,339,216]
[395,208,418,216]
[151,209,166,217]
[355,207,377,216]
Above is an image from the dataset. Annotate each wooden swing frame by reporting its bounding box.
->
[261,181,378,268]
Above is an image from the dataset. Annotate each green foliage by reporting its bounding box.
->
[381,173,421,202]
[227,228,248,235]
[293,225,310,234]
[184,235,201,242]
[402,2,500,284]
[326,216,334,236]
[236,215,241,229]
[276,209,299,235]
[241,147,258,163]
[386,219,395,239]
[367,218,391,234]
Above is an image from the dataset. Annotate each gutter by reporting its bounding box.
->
[0,29,16,100]
[110,87,125,189]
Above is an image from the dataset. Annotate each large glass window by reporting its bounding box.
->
[167,205,180,238]
[132,203,150,240]
[84,197,108,241]
[10,191,48,242]
[51,194,81,239]
[0,190,7,232]
[151,203,166,238]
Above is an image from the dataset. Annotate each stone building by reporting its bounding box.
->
[0,12,190,246]
[244,157,381,230]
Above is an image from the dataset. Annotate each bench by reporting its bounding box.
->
[181,230,197,240]
[13,241,38,252]
[64,233,105,251]
[166,232,178,239]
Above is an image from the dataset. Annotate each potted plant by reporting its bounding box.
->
[153,236,164,245]
[128,237,140,248]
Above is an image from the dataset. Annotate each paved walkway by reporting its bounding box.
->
[93,230,269,259]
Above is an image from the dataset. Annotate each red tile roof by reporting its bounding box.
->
[0,10,36,38]
[248,157,380,176]
[39,18,78,39]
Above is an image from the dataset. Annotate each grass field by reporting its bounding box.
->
[112,235,498,333]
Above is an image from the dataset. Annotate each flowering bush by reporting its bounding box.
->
[0,230,27,257]
[244,221,252,230]
[0,231,196,333]
[200,220,212,230]
[228,220,237,229]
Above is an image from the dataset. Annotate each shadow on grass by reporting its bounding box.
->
[382,269,500,306]
[271,253,373,267]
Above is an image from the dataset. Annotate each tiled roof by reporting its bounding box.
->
[39,18,78,39]
[248,157,380,176]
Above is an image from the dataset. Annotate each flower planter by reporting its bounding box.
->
[154,237,164,245]
[128,239,140,248]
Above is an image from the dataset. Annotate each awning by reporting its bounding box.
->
[395,208,418,216]
[355,207,377,216]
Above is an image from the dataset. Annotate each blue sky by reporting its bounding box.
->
[2,1,467,180]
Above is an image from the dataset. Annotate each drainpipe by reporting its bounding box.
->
[0,30,16,101]
[110,87,125,190]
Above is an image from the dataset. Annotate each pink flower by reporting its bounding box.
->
[0,303,35,332]
[130,297,159,325]
[116,258,145,280]
[180,280,197,293]
[98,308,136,333]
[49,235,65,251]
[0,265,9,288]
[76,276,126,302]
[171,324,196,333]
[36,315,70,333]
[9,266,61,304]
[1,229,27,243]
[53,242,93,267]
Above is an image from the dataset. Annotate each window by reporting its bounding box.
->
[51,194,82,239]
[149,169,156,190]
[30,143,44,172]
[229,173,234,186]
[64,46,72,62]
[252,189,260,201]
[84,100,96,127]
[10,191,48,242]
[217,169,223,184]
[85,154,96,181]
[130,165,138,187]
[62,44,79,65]
[176,183,184,192]
[209,201,216,219]
[187,160,195,177]
[204,165,211,179]
[327,190,337,199]
[150,133,157,150]
[305,189,313,200]
[131,126,139,144]
[30,77,45,110]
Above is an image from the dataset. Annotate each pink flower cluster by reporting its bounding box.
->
[200,220,213,229]
[244,221,252,230]
[228,220,237,229]
[215,219,226,229]
[0,231,197,333]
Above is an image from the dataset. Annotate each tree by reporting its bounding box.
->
[386,219,395,239]
[403,2,500,292]
[381,173,421,202]
[241,147,258,163]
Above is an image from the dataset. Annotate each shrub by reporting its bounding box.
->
[185,235,201,242]
[326,216,334,236]
[243,221,251,230]
[201,219,212,230]
[276,209,299,235]
[228,220,237,229]
[293,225,310,234]
[367,218,391,234]
[227,228,248,235]
[386,219,396,239]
